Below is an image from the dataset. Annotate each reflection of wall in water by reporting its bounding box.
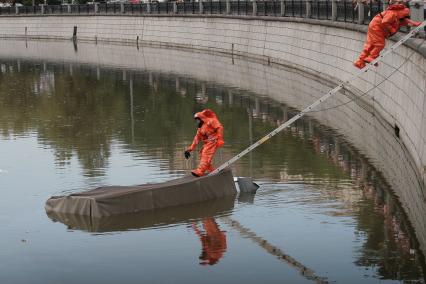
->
[0,42,425,259]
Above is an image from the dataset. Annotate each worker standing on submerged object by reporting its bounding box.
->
[184,109,224,177]
[353,0,421,69]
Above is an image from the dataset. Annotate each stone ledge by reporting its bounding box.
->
[1,14,424,57]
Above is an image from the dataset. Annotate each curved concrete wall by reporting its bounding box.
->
[0,15,425,249]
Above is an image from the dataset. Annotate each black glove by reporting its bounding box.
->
[184,150,191,159]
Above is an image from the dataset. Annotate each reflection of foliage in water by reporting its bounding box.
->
[0,64,126,176]
[0,61,350,180]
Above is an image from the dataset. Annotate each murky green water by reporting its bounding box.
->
[0,52,425,283]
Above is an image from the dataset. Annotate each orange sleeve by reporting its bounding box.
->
[187,129,202,152]
[192,223,203,237]
[217,124,224,141]
[213,120,224,147]
[401,19,422,27]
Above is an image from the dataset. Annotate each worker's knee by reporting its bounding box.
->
[370,45,384,55]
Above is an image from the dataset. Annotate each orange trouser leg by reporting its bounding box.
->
[206,164,215,173]
[364,44,384,62]
[364,28,385,62]
[354,42,374,68]
[355,25,386,68]
[359,42,374,61]
[192,143,217,177]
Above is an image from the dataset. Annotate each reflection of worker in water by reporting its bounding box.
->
[192,218,227,265]
[184,109,224,177]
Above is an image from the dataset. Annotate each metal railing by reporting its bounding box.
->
[363,0,382,24]
[0,0,422,28]
[310,0,330,20]
[336,0,357,23]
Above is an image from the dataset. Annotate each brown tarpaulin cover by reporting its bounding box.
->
[45,168,236,218]
[46,195,236,232]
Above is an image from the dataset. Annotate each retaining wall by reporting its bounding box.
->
[0,15,425,251]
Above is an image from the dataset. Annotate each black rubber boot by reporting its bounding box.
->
[191,172,200,177]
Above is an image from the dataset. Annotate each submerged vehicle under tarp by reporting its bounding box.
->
[45,168,236,218]
[46,195,236,233]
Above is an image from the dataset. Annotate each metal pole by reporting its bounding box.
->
[130,77,135,144]
[316,0,319,18]
[357,0,364,24]
[326,0,329,19]
[344,0,347,22]
[210,21,426,175]
[332,0,337,21]
[248,108,253,178]
[305,0,311,18]
[199,0,203,13]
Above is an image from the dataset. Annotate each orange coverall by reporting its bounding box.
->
[192,218,227,265]
[354,4,421,69]
[187,109,224,177]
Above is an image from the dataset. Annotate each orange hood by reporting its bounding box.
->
[194,109,218,122]
[397,7,410,18]
[388,3,406,11]
[388,4,410,18]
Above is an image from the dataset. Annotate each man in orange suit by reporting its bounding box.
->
[354,1,421,69]
[185,109,224,177]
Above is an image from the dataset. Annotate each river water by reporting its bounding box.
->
[0,41,425,284]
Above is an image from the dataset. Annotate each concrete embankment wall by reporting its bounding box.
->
[0,15,425,249]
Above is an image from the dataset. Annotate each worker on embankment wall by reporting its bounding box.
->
[354,0,422,69]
